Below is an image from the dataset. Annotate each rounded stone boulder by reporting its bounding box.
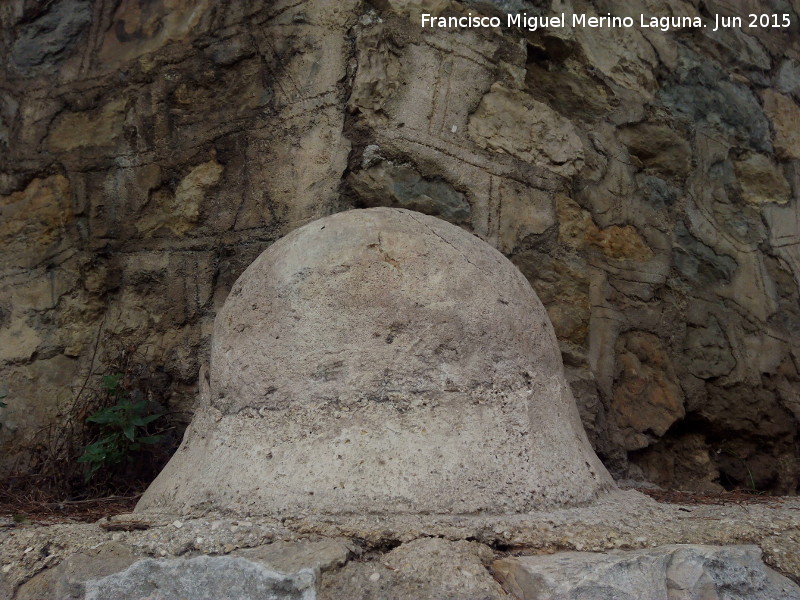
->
[137,208,613,516]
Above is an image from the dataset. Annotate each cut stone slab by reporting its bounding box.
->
[12,538,345,600]
[318,537,505,600]
[83,556,315,600]
[137,207,613,517]
[235,539,352,575]
[492,544,800,600]
[15,543,138,600]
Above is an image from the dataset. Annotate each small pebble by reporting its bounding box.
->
[1,565,11,573]
[172,520,183,529]
[369,572,380,582]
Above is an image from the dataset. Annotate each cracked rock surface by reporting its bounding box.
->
[494,545,800,600]
[3,492,800,599]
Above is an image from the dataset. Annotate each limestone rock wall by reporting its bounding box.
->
[1,0,799,493]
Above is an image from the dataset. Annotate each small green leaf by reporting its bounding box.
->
[122,423,135,441]
[87,406,120,424]
[131,413,162,427]
[116,398,133,411]
[78,441,108,463]
[101,374,123,392]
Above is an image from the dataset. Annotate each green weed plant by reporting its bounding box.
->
[78,374,163,480]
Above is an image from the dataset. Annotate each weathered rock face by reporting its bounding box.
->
[7,526,800,600]
[13,536,352,600]
[493,545,800,600]
[319,538,506,600]
[1,0,800,494]
[137,208,613,515]
[84,557,316,600]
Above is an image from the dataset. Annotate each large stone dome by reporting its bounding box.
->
[137,208,614,516]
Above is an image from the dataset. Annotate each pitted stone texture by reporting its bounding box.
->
[15,543,138,600]
[137,208,613,516]
[234,539,352,575]
[318,538,505,600]
[84,556,315,600]
[493,544,800,600]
